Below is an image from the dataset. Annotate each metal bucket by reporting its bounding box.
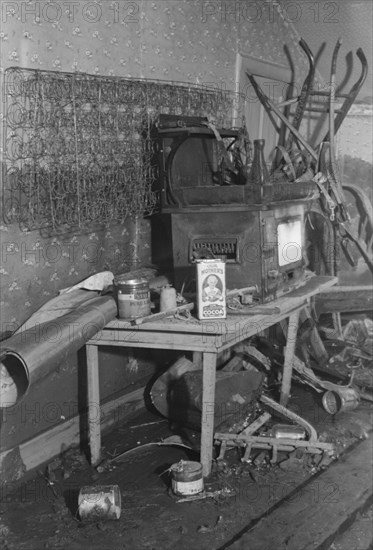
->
[78,484,121,521]
[170,460,204,496]
[322,387,360,415]
[114,277,151,320]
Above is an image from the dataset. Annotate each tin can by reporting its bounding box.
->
[322,387,360,415]
[272,424,306,440]
[78,484,121,521]
[114,277,151,320]
[170,460,204,496]
[196,259,226,320]
[160,285,177,311]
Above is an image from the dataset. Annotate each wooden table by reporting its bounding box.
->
[85,276,337,476]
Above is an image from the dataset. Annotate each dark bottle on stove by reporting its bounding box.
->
[249,139,269,185]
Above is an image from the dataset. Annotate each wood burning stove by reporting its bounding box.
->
[152,115,316,303]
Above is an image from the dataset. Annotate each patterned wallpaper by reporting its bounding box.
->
[1,0,306,91]
[0,219,150,335]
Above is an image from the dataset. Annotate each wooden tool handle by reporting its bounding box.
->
[132,303,194,325]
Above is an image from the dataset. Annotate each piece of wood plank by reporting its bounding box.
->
[92,330,223,352]
[314,285,373,314]
[221,355,243,372]
[0,386,145,481]
[227,437,373,550]
[240,412,271,436]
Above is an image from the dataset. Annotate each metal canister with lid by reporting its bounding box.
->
[170,460,204,496]
[114,277,151,320]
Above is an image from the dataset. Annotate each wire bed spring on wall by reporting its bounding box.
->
[2,67,234,233]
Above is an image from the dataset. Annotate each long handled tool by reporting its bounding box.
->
[274,47,367,151]
[285,38,315,151]
[316,39,350,228]
[246,72,318,162]
[329,38,342,171]
[246,71,373,274]
[326,38,349,220]
[320,48,368,144]
[322,39,373,273]
[323,38,348,304]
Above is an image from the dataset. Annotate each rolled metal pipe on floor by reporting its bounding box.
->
[0,295,117,408]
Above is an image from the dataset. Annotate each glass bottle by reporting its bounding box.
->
[249,139,269,185]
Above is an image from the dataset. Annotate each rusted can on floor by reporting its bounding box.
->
[78,484,121,521]
[114,277,151,320]
[322,387,360,415]
[170,460,204,496]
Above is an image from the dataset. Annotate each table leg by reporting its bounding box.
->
[86,344,101,465]
[193,351,203,369]
[200,352,217,477]
[280,309,300,407]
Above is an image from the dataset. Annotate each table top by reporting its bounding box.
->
[88,276,337,353]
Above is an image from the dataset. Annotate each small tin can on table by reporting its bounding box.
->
[196,259,226,320]
[114,276,151,320]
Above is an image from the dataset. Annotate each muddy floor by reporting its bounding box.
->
[1,382,372,550]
